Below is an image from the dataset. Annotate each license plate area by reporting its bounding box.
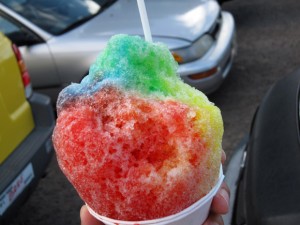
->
[0,163,34,215]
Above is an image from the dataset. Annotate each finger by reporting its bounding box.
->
[202,213,224,225]
[220,181,230,196]
[80,205,103,225]
[210,183,230,215]
[221,150,226,164]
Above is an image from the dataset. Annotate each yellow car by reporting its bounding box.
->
[0,32,55,223]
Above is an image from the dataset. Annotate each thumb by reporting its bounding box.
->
[80,205,103,225]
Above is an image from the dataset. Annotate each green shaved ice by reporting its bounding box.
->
[89,34,181,95]
[88,34,217,116]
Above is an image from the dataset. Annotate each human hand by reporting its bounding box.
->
[80,205,102,225]
[80,150,230,225]
[203,150,230,225]
[202,181,230,225]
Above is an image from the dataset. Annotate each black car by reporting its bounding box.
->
[225,69,300,225]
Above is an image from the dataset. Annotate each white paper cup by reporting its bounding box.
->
[86,166,224,225]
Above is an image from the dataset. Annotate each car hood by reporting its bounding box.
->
[62,0,220,43]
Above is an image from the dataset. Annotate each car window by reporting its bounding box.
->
[0,16,19,34]
[1,0,116,35]
[0,14,41,46]
[298,87,300,130]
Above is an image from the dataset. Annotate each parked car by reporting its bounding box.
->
[224,69,300,225]
[0,32,55,224]
[0,0,235,102]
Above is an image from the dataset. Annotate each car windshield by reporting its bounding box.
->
[1,0,116,35]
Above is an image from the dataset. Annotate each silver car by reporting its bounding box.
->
[0,0,235,102]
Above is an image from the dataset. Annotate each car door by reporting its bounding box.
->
[0,32,34,163]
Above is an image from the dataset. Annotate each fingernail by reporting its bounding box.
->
[207,219,223,225]
[211,222,221,225]
[220,188,230,210]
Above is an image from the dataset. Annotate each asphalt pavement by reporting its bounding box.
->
[8,0,300,224]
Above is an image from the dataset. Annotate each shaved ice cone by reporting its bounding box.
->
[53,35,224,222]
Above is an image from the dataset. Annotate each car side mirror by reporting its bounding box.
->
[7,29,42,47]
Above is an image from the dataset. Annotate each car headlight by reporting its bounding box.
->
[171,34,214,64]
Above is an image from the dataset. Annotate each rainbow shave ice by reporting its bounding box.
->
[53,35,223,221]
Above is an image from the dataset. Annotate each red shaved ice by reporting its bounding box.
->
[53,87,217,220]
